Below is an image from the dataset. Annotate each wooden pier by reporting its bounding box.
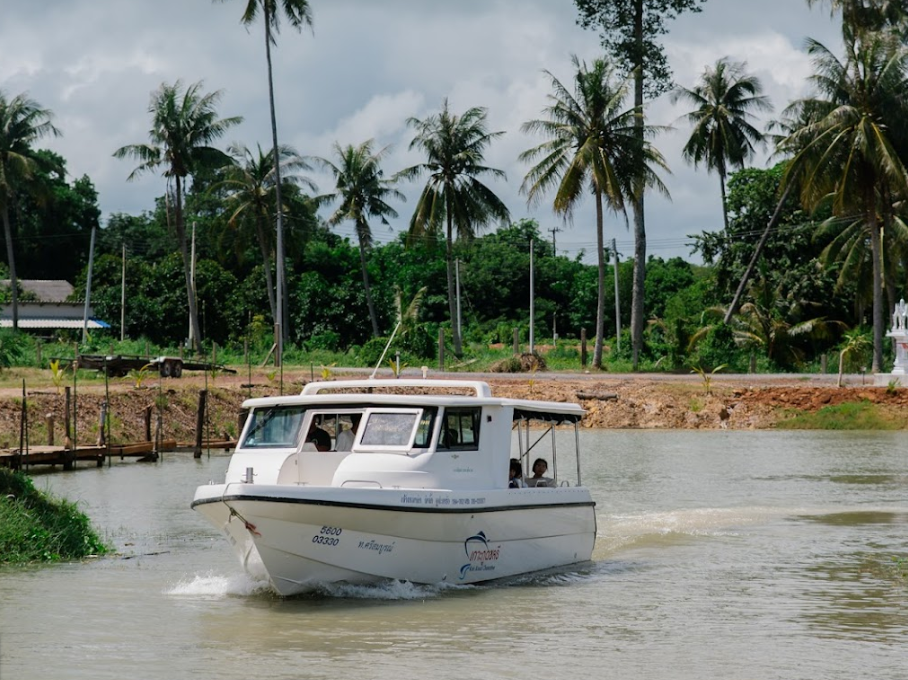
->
[0,439,236,471]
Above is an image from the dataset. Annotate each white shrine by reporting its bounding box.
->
[880,298,908,383]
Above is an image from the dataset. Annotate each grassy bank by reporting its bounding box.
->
[0,468,109,563]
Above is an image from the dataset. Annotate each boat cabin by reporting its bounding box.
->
[224,379,585,492]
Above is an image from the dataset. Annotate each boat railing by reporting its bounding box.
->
[301,379,492,398]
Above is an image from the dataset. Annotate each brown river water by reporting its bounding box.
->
[1,430,907,679]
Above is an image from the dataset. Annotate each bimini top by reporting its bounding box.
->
[241,378,585,424]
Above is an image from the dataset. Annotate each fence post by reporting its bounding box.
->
[438,328,445,371]
[144,405,153,442]
[580,328,588,368]
[194,389,207,459]
[46,413,54,446]
[513,328,519,355]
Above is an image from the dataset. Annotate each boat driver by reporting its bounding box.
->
[306,417,331,451]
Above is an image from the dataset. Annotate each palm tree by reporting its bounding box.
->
[806,0,908,33]
[216,142,315,325]
[315,140,404,338]
[672,58,772,230]
[520,56,668,369]
[114,81,241,351]
[0,91,60,329]
[216,0,313,356]
[400,100,510,356]
[780,32,908,372]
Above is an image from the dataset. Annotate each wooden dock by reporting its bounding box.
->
[0,439,235,470]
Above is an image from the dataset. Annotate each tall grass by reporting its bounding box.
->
[0,468,109,563]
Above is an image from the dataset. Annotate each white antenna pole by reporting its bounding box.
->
[189,221,197,347]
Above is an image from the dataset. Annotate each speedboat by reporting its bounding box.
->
[191,379,597,596]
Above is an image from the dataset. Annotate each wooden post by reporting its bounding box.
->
[144,341,150,359]
[750,353,757,374]
[580,328,588,367]
[194,389,207,458]
[64,386,72,448]
[36,342,42,366]
[513,328,519,355]
[243,337,249,366]
[212,342,217,367]
[144,405,153,442]
[821,353,828,374]
[438,328,445,371]
[97,402,107,447]
[46,413,54,446]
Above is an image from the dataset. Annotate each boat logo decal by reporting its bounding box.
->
[459,531,501,580]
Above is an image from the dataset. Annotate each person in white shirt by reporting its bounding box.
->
[335,414,361,451]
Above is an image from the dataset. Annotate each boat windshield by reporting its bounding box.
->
[241,406,307,449]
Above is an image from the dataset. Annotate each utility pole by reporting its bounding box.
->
[455,259,462,345]
[548,226,561,257]
[189,221,197,348]
[529,239,535,354]
[82,226,96,344]
[120,243,126,342]
[612,238,621,354]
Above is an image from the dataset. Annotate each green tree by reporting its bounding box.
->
[316,140,404,338]
[574,0,707,367]
[806,0,908,34]
[400,99,510,356]
[0,91,61,329]
[780,31,908,372]
[672,58,771,230]
[113,80,241,351]
[520,56,668,368]
[216,0,313,352]
[216,142,313,326]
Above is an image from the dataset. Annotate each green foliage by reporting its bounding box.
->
[0,329,25,370]
[691,363,725,395]
[0,468,109,563]
[778,401,902,430]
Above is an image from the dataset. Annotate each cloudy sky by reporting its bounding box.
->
[2,0,841,263]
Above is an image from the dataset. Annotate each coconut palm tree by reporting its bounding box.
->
[114,81,241,352]
[400,100,510,356]
[672,58,771,231]
[216,142,315,325]
[315,140,405,338]
[520,56,669,369]
[0,91,60,330]
[806,0,908,33]
[215,0,313,355]
[779,32,908,372]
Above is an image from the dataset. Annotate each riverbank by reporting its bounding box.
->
[0,468,109,563]
[0,368,905,444]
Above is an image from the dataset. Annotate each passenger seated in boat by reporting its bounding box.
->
[528,458,555,487]
[335,414,361,451]
[508,458,526,488]
[306,418,331,452]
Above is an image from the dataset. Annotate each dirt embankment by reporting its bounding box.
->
[1,370,905,447]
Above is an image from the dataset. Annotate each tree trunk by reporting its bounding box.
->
[445,195,462,356]
[630,0,646,371]
[264,11,288,355]
[869,206,883,373]
[719,168,729,232]
[357,224,380,338]
[1,204,18,330]
[175,175,202,352]
[593,191,606,369]
[254,213,277,324]
[724,182,795,324]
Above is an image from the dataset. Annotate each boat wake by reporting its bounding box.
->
[307,579,467,601]
[166,571,272,599]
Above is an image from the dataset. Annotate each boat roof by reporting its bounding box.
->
[241,378,585,419]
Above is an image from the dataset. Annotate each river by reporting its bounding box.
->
[1,430,907,679]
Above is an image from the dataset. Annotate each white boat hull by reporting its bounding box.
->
[193,484,596,596]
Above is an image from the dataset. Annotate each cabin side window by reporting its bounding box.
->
[241,406,307,449]
[438,407,481,450]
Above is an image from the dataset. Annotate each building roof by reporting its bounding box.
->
[0,279,76,303]
[0,318,110,330]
